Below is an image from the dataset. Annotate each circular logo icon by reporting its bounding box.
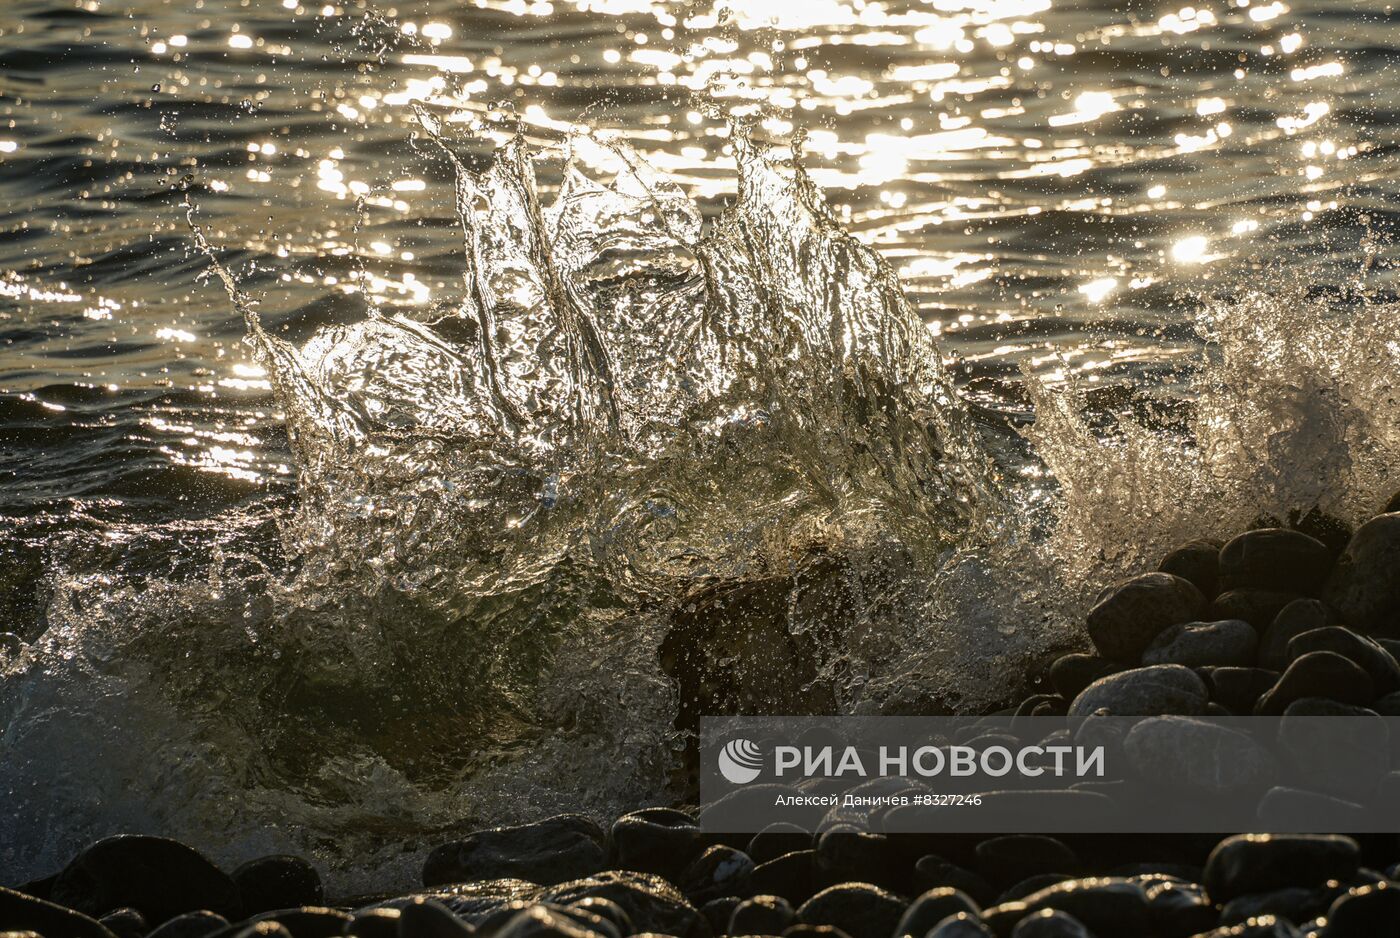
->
[718,738,764,784]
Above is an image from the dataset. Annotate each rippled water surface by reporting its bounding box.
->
[4,0,1398,519]
[3,0,1400,888]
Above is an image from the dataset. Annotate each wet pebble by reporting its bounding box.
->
[1284,626,1400,694]
[1008,908,1092,938]
[1085,573,1204,662]
[925,913,994,937]
[244,907,350,938]
[395,900,476,938]
[1209,589,1302,631]
[1323,880,1400,937]
[535,871,705,938]
[1257,599,1333,672]
[0,886,120,938]
[1219,529,1331,596]
[1197,666,1279,714]
[746,826,811,865]
[1141,619,1257,668]
[911,858,996,908]
[98,908,147,938]
[148,911,231,938]
[345,909,400,938]
[891,889,978,938]
[699,898,739,937]
[728,895,794,936]
[1203,835,1360,903]
[1253,651,1375,714]
[1067,665,1208,717]
[1157,539,1222,600]
[424,816,606,888]
[972,837,1077,887]
[1144,879,1216,938]
[1324,513,1400,636]
[750,851,816,906]
[1276,699,1389,800]
[679,847,753,906]
[794,884,905,938]
[611,810,709,884]
[49,835,243,923]
[1123,716,1276,794]
[232,857,323,916]
[1047,655,1121,701]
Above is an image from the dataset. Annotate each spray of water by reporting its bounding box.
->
[4,120,1395,891]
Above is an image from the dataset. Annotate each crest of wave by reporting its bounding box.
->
[1026,270,1400,583]
[4,124,1081,889]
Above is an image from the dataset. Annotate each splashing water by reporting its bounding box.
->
[0,124,1065,889]
[1028,265,1400,583]
[3,115,1397,891]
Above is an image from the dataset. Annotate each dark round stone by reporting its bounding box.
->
[747,825,812,865]
[973,837,1078,886]
[1219,885,1334,928]
[1198,666,1279,714]
[1085,574,1205,662]
[1158,539,1222,600]
[1141,620,1257,668]
[1048,655,1122,700]
[1219,528,1331,596]
[1253,650,1376,714]
[0,886,116,938]
[49,836,242,923]
[227,923,292,938]
[565,899,632,938]
[815,831,902,893]
[534,871,705,938]
[232,857,323,916]
[247,908,351,938]
[1324,513,1400,636]
[1203,835,1360,903]
[1285,626,1400,694]
[610,810,708,883]
[700,897,740,937]
[1325,880,1400,937]
[912,857,996,909]
[147,911,230,938]
[1208,590,1301,631]
[1009,909,1092,938]
[344,910,399,938]
[751,851,817,906]
[424,816,606,888]
[1068,665,1208,717]
[488,904,603,938]
[892,889,978,938]
[99,908,147,938]
[679,847,754,905]
[1123,715,1276,794]
[729,895,794,936]
[1008,877,1151,937]
[1257,599,1333,671]
[998,876,1070,904]
[795,884,906,938]
[926,913,993,937]
[1144,879,1216,938]
[782,925,852,938]
[1257,787,1369,831]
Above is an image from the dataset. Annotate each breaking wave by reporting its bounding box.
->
[3,120,1397,891]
